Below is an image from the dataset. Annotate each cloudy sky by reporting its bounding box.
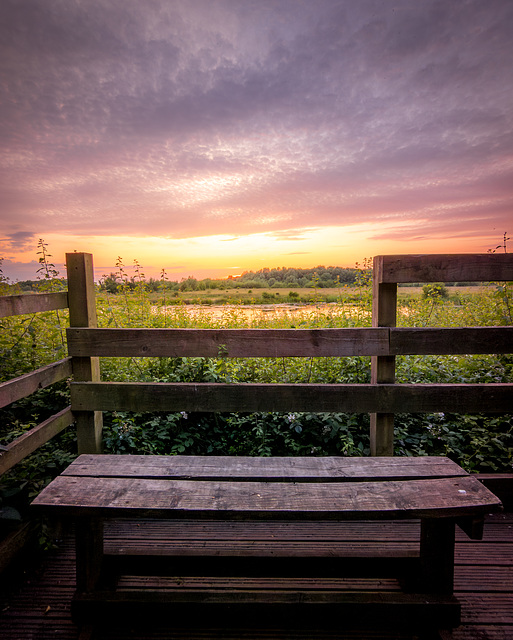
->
[1,0,512,282]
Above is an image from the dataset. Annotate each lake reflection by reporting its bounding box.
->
[152,303,365,324]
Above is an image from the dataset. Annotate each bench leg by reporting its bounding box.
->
[76,517,104,593]
[419,519,455,594]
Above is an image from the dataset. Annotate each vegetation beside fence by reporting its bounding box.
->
[1,249,512,535]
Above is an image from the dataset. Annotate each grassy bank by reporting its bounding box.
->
[140,284,490,307]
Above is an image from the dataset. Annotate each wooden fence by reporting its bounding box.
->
[0,253,100,474]
[371,253,513,454]
[1,252,512,470]
[67,252,512,457]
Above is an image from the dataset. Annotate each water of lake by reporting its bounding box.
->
[152,303,366,323]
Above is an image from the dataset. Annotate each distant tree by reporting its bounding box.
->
[0,257,10,294]
[179,276,198,292]
[422,283,449,300]
[99,273,119,293]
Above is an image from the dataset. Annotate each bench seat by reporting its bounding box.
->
[32,454,503,631]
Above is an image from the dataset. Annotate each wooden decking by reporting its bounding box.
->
[0,512,512,640]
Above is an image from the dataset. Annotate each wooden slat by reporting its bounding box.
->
[31,475,501,520]
[457,593,513,624]
[108,515,510,543]
[115,575,403,591]
[375,254,513,284]
[66,328,390,357]
[71,589,461,631]
[0,291,68,317]
[0,406,74,474]
[104,540,418,559]
[451,626,513,640]
[2,512,513,640]
[103,519,423,548]
[74,589,455,606]
[67,326,513,360]
[65,454,469,481]
[390,327,513,355]
[454,566,513,591]
[0,357,72,409]
[455,544,513,566]
[79,594,451,630]
[70,381,513,414]
[104,555,418,584]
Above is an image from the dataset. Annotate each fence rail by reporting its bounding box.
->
[0,358,72,409]
[0,291,68,318]
[370,252,513,455]
[0,287,74,475]
[70,381,513,415]
[1,251,512,466]
[0,407,74,476]
[66,326,513,358]
[374,253,513,283]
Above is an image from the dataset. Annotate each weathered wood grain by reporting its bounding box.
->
[103,518,424,543]
[66,253,98,329]
[104,540,418,560]
[31,474,500,520]
[66,326,513,358]
[65,454,469,481]
[371,261,397,456]
[115,574,406,590]
[66,327,390,357]
[29,453,503,631]
[0,406,74,475]
[4,512,513,639]
[390,327,513,355]
[66,252,103,454]
[374,254,513,284]
[0,291,68,318]
[70,381,513,413]
[0,357,72,409]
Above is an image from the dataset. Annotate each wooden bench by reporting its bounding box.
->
[32,453,502,631]
[26,252,511,633]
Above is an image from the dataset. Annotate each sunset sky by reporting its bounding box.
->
[1,0,512,283]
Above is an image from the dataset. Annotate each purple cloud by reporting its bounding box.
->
[0,0,512,255]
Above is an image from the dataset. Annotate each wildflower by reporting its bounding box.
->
[180,411,188,419]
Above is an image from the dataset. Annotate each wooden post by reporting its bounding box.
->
[419,519,455,594]
[370,256,397,456]
[75,517,104,593]
[66,253,103,453]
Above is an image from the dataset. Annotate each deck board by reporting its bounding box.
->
[1,513,512,639]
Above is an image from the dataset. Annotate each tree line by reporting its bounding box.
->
[96,265,366,293]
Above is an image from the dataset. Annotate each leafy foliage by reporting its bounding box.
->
[96,264,366,294]
[1,248,512,529]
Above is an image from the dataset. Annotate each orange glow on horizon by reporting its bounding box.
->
[2,224,499,284]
